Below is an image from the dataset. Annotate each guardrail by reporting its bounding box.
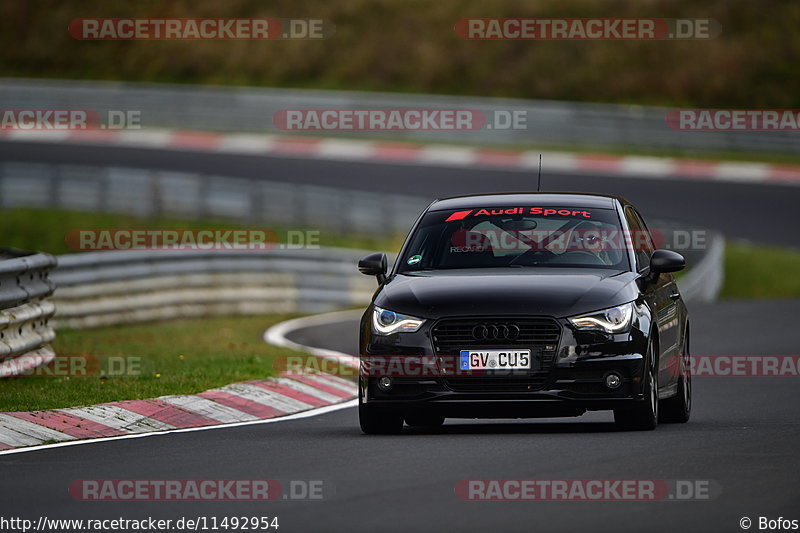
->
[49,228,723,330]
[0,233,720,358]
[0,251,57,377]
[0,78,795,154]
[51,248,376,329]
[0,162,429,237]
[675,232,725,303]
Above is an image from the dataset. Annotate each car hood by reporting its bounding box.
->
[374,268,640,319]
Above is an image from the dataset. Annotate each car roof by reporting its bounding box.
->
[428,192,623,211]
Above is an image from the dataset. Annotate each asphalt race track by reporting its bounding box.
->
[1,298,798,533]
[2,140,800,248]
[1,140,799,532]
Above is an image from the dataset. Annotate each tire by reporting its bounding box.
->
[404,413,445,428]
[659,329,691,423]
[359,389,403,434]
[614,339,658,431]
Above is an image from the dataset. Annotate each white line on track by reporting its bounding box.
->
[262,309,361,365]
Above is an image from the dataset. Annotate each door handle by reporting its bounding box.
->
[669,292,681,301]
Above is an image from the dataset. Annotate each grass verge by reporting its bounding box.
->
[0,315,302,412]
[0,207,399,255]
[721,242,800,299]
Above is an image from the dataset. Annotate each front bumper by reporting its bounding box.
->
[359,311,652,417]
[361,353,646,417]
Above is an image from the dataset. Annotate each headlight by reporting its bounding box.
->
[568,302,634,333]
[372,306,425,335]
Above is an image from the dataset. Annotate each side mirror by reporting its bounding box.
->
[358,252,388,283]
[650,249,685,274]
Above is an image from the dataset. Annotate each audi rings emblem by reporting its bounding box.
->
[471,323,520,340]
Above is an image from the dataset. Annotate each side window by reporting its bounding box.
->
[624,207,654,271]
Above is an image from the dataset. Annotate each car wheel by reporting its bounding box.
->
[404,413,445,427]
[614,339,658,431]
[359,388,403,435]
[659,330,691,423]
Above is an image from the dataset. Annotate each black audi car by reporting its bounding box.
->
[357,192,691,434]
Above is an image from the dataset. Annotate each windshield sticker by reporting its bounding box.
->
[445,210,473,221]
[447,207,593,219]
[407,254,422,265]
[529,207,592,218]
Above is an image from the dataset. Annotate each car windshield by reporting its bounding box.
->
[397,206,631,272]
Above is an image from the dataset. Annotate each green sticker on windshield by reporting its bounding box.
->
[408,254,422,265]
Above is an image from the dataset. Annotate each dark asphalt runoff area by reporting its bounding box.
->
[1,299,799,533]
[2,140,800,248]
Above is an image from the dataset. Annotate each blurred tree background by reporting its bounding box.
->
[0,0,797,107]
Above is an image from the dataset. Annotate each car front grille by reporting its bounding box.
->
[431,317,561,392]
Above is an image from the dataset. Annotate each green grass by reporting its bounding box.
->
[0,207,399,255]
[721,242,800,299]
[0,315,303,412]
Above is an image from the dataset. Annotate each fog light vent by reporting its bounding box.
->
[377,377,393,391]
[604,372,622,390]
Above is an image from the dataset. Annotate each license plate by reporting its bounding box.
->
[459,350,531,370]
